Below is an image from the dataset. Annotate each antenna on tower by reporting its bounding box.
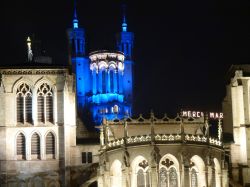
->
[73,0,78,29]
[122,4,127,32]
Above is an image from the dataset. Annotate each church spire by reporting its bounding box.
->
[122,4,127,32]
[72,0,78,29]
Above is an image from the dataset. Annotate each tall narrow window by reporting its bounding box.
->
[137,160,149,187]
[169,167,178,187]
[102,70,106,93]
[31,132,40,159]
[16,83,32,124]
[82,152,92,164]
[137,169,145,187]
[46,132,55,159]
[37,83,53,124]
[110,70,114,92]
[191,168,198,187]
[16,133,26,160]
[159,167,168,187]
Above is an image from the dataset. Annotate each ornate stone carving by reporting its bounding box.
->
[161,158,174,168]
[139,160,148,169]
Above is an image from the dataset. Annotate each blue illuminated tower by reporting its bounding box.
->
[67,4,91,109]
[116,4,134,113]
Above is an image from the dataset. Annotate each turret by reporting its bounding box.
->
[116,4,134,114]
[67,1,90,109]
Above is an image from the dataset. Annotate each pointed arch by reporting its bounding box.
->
[110,160,122,187]
[159,154,180,187]
[214,158,222,187]
[31,132,41,159]
[190,155,206,187]
[131,155,150,187]
[16,83,33,124]
[46,131,56,159]
[36,83,54,123]
[16,132,26,160]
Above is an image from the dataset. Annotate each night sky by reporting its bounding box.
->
[2,0,249,117]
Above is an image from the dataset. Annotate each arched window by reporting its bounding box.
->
[169,167,178,187]
[159,167,168,187]
[110,70,114,92]
[46,132,55,159]
[16,133,26,160]
[37,83,53,123]
[137,160,150,187]
[16,83,32,124]
[190,168,198,187]
[31,132,40,159]
[137,169,145,187]
[102,70,106,93]
[159,157,179,187]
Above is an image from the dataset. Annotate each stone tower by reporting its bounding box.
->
[116,4,134,114]
[223,65,250,186]
[67,4,91,110]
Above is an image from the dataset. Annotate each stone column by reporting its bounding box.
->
[122,167,130,187]
[150,165,158,187]
[207,165,212,187]
[222,169,229,187]
[183,166,190,187]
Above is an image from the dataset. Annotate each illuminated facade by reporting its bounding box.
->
[97,114,228,187]
[67,5,134,124]
[1,3,250,187]
[223,65,250,186]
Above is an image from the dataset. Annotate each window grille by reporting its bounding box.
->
[16,133,25,159]
[17,95,24,123]
[37,83,53,123]
[46,132,55,155]
[31,133,40,159]
[16,83,32,124]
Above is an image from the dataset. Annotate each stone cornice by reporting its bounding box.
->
[0,68,68,75]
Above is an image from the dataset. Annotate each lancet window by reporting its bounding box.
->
[137,160,150,187]
[16,83,32,124]
[190,168,198,187]
[159,158,178,187]
[31,132,40,159]
[46,132,55,158]
[16,133,26,159]
[37,83,53,123]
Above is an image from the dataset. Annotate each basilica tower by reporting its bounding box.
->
[116,5,134,113]
[67,4,91,109]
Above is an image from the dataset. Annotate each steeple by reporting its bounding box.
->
[72,0,78,29]
[122,4,127,32]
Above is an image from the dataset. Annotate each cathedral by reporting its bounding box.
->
[0,3,250,187]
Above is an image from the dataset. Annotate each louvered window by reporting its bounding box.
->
[16,83,32,124]
[16,133,25,159]
[31,133,40,159]
[37,83,53,124]
[37,96,44,122]
[46,132,55,159]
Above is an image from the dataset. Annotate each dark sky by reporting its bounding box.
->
[2,0,249,117]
